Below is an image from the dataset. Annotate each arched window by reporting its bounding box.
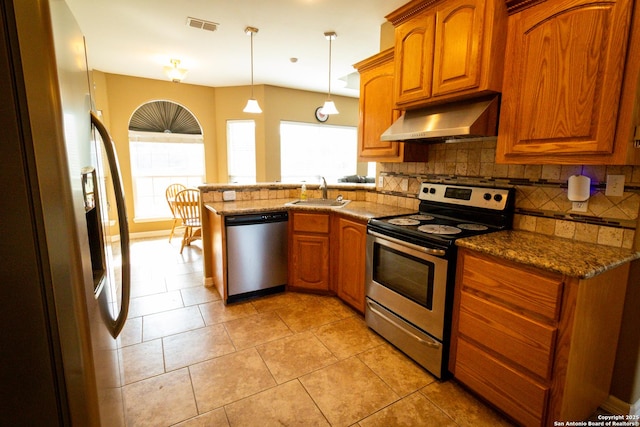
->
[128,100,205,221]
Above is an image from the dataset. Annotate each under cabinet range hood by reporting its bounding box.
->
[380,96,500,143]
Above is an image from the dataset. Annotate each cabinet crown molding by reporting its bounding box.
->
[386,0,548,23]
[353,48,394,72]
[386,0,439,25]
[505,0,547,14]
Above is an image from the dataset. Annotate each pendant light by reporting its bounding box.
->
[243,27,262,114]
[164,59,188,83]
[320,31,339,115]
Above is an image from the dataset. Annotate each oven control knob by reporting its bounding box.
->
[483,193,492,201]
[494,194,503,202]
[422,187,430,194]
[429,188,436,194]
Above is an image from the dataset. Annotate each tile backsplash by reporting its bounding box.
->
[378,140,640,249]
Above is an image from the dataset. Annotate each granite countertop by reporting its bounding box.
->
[456,230,640,279]
[204,199,415,221]
[199,182,376,191]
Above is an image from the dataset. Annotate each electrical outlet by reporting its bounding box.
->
[400,178,409,192]
[605,175,625,197]
[572,201,589,213]
[377,175,384,188]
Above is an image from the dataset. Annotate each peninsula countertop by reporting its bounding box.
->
[456,230,640,279]
[204,199,416,221]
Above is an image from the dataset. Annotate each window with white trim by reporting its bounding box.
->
[227,120,257,183]
[280,121,358,183]
[129,131,204,220]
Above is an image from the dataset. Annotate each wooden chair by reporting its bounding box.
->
[173,188,201,254]
[165,183,186,242]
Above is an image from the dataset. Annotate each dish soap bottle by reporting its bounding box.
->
[300,183,307,200]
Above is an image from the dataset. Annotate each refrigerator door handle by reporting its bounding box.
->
[90,111,130,338]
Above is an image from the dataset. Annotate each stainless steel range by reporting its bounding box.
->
[365,182,515,378]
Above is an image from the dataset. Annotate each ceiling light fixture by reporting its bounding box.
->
[243,26,262,114]
[320,31,339,115]
[164,59,188,83]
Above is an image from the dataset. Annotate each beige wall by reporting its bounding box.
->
[212,85,359,183]
[91,72,359,233]
[91,71,217,234]
[380,21,395,50]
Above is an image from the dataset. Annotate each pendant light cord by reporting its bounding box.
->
[250,31,255,98]
[327,37,332,100]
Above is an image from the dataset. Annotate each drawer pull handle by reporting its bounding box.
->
[367,300,440,349]
[368,230,446,257]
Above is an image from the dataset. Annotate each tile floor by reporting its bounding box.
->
[119,236,515,427]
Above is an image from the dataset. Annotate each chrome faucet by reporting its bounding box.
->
[320,176,328,199]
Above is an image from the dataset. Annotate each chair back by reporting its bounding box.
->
[166,183,186,216]
[174,189,201,226]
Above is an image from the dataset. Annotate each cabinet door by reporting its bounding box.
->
[496,0,634,164]
[333,217,366,312]
[358,53,401,160]
[290,234,330,291]
[394,10,436,106]
[355,49,430,162]
[433,0,484,96]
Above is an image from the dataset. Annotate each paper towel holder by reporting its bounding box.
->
[568,174,591,202]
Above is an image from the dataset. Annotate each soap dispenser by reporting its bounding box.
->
[300,183,307,200]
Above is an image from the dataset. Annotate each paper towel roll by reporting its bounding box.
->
[568,175,590,201]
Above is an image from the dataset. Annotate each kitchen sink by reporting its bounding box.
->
[286,198,350,208]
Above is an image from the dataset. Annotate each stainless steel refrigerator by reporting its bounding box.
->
[0,0,130,425]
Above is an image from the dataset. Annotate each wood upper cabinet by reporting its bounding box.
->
[331,215,367,313]
[355,49,399,160]
[387,0,506,109]
[433,0,485,96]
[288,211,330,292]
[496,0,640,164]
[354,49,429,162]
[393,8,436,105]
[450,248,629,426]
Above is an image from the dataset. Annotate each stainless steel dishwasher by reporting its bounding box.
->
[225,211,288,302]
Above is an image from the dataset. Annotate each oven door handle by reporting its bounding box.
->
[367,300,441,349]
[368,230,446,257]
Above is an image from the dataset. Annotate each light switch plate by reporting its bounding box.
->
[222,190,236,201]
[605,175,625,197]
[400,178,409,192]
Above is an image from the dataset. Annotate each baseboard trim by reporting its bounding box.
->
[631,398,640,416]
[130,230,171,239]
[602,395,631,415]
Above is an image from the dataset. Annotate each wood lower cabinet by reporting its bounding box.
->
[288,211,330,292]
[387,0,506,109]
[288,211,368,310]
[354,49,428,163]
[331,216,367,313]
[496,0,640,164]
[450,248,629,426]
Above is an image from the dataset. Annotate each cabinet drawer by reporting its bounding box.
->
[460,252,563,322]
[458,291,556,380]
[292,212,329,233]
[456,338,548,426]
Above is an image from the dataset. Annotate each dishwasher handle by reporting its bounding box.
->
[225,211,288,226]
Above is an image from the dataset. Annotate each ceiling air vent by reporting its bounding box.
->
[186,17,218,32]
